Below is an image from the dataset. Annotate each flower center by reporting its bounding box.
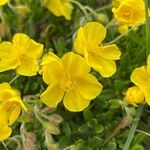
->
[59,77,76,92]
[6,102,18,112]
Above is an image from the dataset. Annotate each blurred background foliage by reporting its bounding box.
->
[0,0,150,149]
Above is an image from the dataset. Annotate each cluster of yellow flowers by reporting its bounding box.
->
[0,21,121,113]
[0,83,26,141]
[0,0,148,142]
[0,22,121,140]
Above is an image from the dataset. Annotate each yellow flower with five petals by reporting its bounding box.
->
[0,33,43,76]
[43,0,73,20]
[74,22,121,78]
[112,0,145,26]
[40,52,102,112]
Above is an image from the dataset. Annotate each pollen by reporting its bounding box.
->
[59,76,77,92]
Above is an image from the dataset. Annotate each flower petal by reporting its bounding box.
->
[131,66,149,88]
[98,44,121,60]
[131,66,150,105]
[9,104,21,126]
[40,85,64,108]
[16,56,39,76]
[63,90,90,112]
[45,0,73,20]
[0,42,19,72]
[0,104,9,125]
[0,126,12,141]
[76,74,103,99]
[0,0,8,6]
[61,52,90,77]
[13,33,43,59]
[86,53,116,77]
[8,96,27,111]
[41,52,64,84]
[74,27,87,55]
[83,22,106,45]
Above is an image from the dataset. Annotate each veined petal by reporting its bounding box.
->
[98,44,121,60]
[86,53,117,78]
[82,22,106,45]
[61,52,90,77]
[40,85,64,108]
[61,0,73,20]
[76,74,103,99]
[0,104,9,125]
[0,42,19,72]
[9,104,21,126]
[74,27,87,55]
[8,96,27,111]
[45,0,73,20]
[63,89,90,112]
[0,126,12,141]
[131,66,150,88]
[16,56,39,76]
[42,52,64,84]
[13,33,43,59]
[0,58,19,72]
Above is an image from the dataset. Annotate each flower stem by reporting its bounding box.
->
[145,0,150,57]
[123,105,144,150]
[9,74,19,85]
[68,0,88,17]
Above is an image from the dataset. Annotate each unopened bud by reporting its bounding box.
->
[15,5,30,17]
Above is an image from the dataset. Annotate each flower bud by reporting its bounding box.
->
[15,5,30,17]
[95,13,109,24]
[125,86,145,106]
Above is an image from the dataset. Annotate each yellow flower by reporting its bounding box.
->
[40,52,102,112]
[74,22,121,78]
[131,55,150,105]
[125,86,145,106]
[0,82,27,126]
[0,0,8,6]
[43,0,73,20]
[112,0,145,26]
[0,33,43,76]
[0,125,12,141]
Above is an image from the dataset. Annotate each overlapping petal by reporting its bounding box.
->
[41,52,64,84]
[76,74,103,99]
[13,33,43,59]
[61,52,90,77]
[63,89,90,112]
[16,56,39,76]
[98,44,121,60]
[0,42,19,72]
[86,52,117,77]
[41,85,64,107]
